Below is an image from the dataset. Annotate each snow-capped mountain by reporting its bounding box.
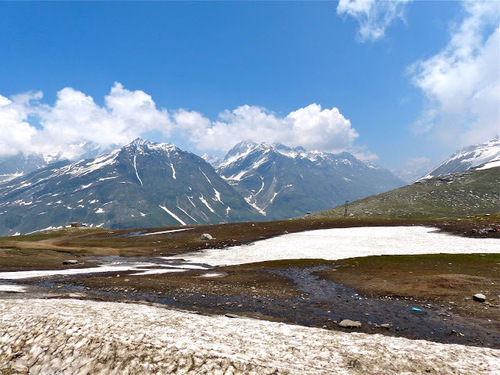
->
[0,153,47,184]
[201,153,224,169]
[421,137,500,180]
[217,141,406,220]
[0,139,261,236]
[0,141,118,185]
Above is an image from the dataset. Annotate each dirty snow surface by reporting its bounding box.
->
[1,298,499,375]
[163,226,500,267]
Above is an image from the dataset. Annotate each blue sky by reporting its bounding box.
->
[0,0,498,177]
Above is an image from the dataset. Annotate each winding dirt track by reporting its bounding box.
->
[1,298,499,375]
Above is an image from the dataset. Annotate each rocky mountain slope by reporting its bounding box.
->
[0,152,47,184]
[312,167,499,219]
[216,141,405,220]
[421,137,500,180]
[0,141,117,184]
[0,139,261,236]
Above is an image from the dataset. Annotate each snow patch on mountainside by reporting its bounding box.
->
[198,195,216,214]
[63,149,120,178]
[133,154,143,186]
[422,137,500,179]
[159,205,186,225]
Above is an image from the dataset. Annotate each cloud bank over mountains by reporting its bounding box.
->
[0,83,361,159]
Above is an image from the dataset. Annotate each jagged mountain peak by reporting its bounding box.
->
[201,153,224,168]
[124,138,177,154]
[222,141,364,167]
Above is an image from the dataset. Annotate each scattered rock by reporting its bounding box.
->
[338,319,362,328]
[473,293,486,303]
[200,233,213,240]
[62,260,78,265]
[380,323,392,329]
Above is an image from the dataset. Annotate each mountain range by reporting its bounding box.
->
[0,136,498,236]
[212,141,405,220]
[0,139,260,236]
[0,142,117,184]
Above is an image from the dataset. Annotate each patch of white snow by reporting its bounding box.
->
[133,154,143,186]
[159,205,186,225]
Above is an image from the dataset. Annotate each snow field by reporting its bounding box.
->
[162,226,500,267]
[1,298,499,375]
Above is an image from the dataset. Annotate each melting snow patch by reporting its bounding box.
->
[178,206,198,223]
[0,265,139,280]
[133,154,144,186]
[98,176,118,182]
[169,155,177,180]
[0,285,27,293]
[95,208,105,214]
[200,169,212,185]
[199,272,225,278]
[245,196,266,216]
[213,188,222,203]
[162,226,500,268]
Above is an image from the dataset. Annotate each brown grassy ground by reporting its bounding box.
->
[0,214,498,272]
[317,253,500,321]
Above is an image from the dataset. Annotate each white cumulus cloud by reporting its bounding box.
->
[175,103,359,153]
[0,93,40,156]
[410,1,500,148]
[0,83,173,158]
[0,83,366,159]
[35,82,173,157]
[337,0,411,42]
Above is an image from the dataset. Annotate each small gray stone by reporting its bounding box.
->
[62,260,78,265]
[473,293,486,303]
[200,233,213,240]
[380,323,392,329]
[338,319,362,328]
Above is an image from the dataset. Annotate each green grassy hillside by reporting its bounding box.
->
[312,167,499,219]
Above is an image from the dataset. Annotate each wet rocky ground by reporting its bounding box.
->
[4,258,498,349]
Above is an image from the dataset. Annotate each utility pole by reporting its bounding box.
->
[344,200,349,217]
